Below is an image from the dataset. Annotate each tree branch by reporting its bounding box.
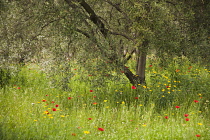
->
[105,0,131,22]
[109,31,133,41]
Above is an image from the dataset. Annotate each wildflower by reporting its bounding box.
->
[52,108,56,111]
[72,133,76,136]
[92,102,97,105]
[68,97,72,100]
[131,86,136,89]
[88,75,92,76]
[166,86,170,88]
[149,65,152,67]
[104,100,108,102]
[42,100,47,102]
[198,123,203,125]
[34,120,38,121]
[134,97,139,99]
[121,101,125,104]
[188,66,192,69]
[46,95,49,96]
[44,111,50,114]
[175,69,180,72]
[194,100,199,103]
[164,116,169,119]
[55,104,59,107]
[175,106,180,108]
[196,134,201,137]
[121,71,124,73]
[98,128,104,131]
[185,118,190,121]
[51,101,55,103]
[184,114,189,117]
[88,118,92,120]
[74,69,77,70]
[84,131,90,134]
[17,87,21,89]
[90,90,93,92]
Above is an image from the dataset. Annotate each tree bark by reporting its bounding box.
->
[136,51,147,84]
[135,40,149,84]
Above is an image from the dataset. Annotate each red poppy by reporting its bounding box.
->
[184,114,189,117]
[134,97,139,99]
[90,90,93,92]
[42,100,47,102]
[52,108,56,111]
[46,95,49,96]
[88,118,92,120]
[17,87,21,89]
[131,86,136,89]
[72,133,76,136]
[166,86,170,88]
[149,65,152,67]
[68,97,72,100]
[98,128,104,131]
[196,134,201,137]
[92,102,97,105]
[51,101,55,103]
[55,104,59,107]
[194,100,199,103]
[164,116,169,119]
[175,106,180,108]
[185,118,190,121]
[74,69,77,70]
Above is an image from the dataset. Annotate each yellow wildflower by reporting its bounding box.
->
[84,131,90,134]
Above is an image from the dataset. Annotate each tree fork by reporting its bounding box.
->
[65,0,142,85]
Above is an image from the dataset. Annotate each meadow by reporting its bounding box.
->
[0,57,210,140]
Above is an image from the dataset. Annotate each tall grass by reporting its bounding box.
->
[0,58,209,140]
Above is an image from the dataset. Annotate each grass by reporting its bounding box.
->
[0,58,210,140]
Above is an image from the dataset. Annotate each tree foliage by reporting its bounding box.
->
[0,0,209,86]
